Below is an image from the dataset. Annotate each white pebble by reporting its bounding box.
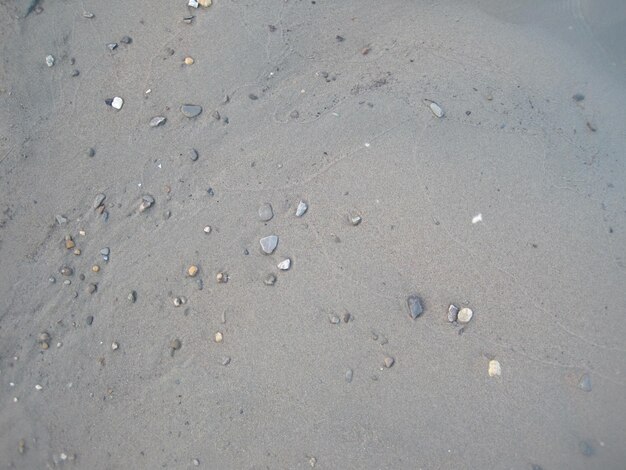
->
[203,225,211,234]
[472,213,483,224]
[45,55,55,67]
[488,360,501,377]
[277,258,291,270]
[457,307,473,323]
[295,201,308,217]
[111,97,124,110]
[60,453,67,460]
[13,397,18,402]
[35,384,43,391]
[111,342,119,350]
[188,0,199,7]
[429,101,444,118]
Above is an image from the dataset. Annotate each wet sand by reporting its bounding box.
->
[1,0,625,468]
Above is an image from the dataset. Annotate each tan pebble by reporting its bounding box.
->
[38,332,51,342]
[216,272,227,283]
[40,341,49,350]
[92,265,100,273]
[214,331,223,343]
[73,248,81,255]
[488,359,501,377]
[170,339,182,350]
[173,297,182,307]
[184,56,194,65]
[383,356,395,368]
[457,307,473,324]
[65,237,75,249]
[198,0,212,6]
[187,265,198,277]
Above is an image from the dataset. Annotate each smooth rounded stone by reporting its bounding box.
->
[342,312,351,323]
[93,193,106,209]
[578,373,592,392]
[488,359,501,377]
[184,56,194,65]
[447,304,459,323]
[259,235,278,254]
[295,200,308,217]
[173,297,183,307]
[572,93,585,102]
[216,272,228,283]
[139,195,155,212]
[214,331,223,343]
[181,104,202,118]
[111,97,123,110]
[188,148,199,161]
[100,247,110,256]
[457,307,473,324]
[407,294,423,319]
[86,315,94,326]
[329,314,340,324]
[63,279,71,285]
[187,265,198,277]
[383,356,395,368]
[345,368,353,383]
[192,458,200,466]
[38,332,50,343]
[221,356,231,366]
[120,35,132,44]
[248,93,258,100]
[258,203,273,221]
[579,440,594,457]
[86,147,95,157]
[277,258,291,270]
[264,273,277,286]
[149,116,167,127]
[428,101,444,118]
[170,339,182,351]
[128,290,137,303]
[60,266,73,276]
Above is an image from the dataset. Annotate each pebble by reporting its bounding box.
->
[35,384,43,390]
[86,315,94,326]
[199,0,212,7]
[149,116,167,127]
[572,93,585,102]
[264,274,277,286]
[93,193,106,209]
[45,55,54,67]
[100,247,110,257]
[579,440,594,457]
[216,272,228,283]
[457,307,473,324]
[107,43,118,51]
[428,101,444,118]
[170,338,182,354]
[258,203,274,221]
[65,236,75,250]
[488,359,501,377]
[345,368,353,383]
[181,104,202,118]
[343,312,351,323]
[79,273,85,281]
[111,342,119,350]
[63,280,71,285]
[578,373,592,392]
[383,356,395,368]
[120,36,132,44]
[49,276,56,284]
[18,439,25,454]
[86,283,97,294]
[329,314,340,324]
[87,147,95,157]
[188,0,199,7]
[214,332,223,343]
[73,248,81,256]
[349,214,362,226]
[295,200,308,217]
[211,110,221,120]
[71,69,80,77]
[111,97,123,110]
[173,297,183,307]
[92,265,100,273]
[187,265,199,277]
[189,149,199,161]
[248,93,258,100]
[192,458,200,466]
[447,304,459,322]
[407,294,423,319]
[128,290,137,303]
[60,266,73,276]
[221,356,231,366]
[203,225,211,234]
[82,12,94,18]
[55,215,68,225]
[259,235,278,254]
[184,56,194,65]
[139,195,155,212]
[277,258,291,270]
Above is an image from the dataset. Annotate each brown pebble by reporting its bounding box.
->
[65,236,75,249]
[40,341,49,350]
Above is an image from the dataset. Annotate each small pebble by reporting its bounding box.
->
[214,332,223,343]
[120,36,132,45]
[170,338,182,353]
[184,56,194,65]
[428,101,444,118]
[383,356,395,368]
[86,283,97,294]
[457,307,473,324]
[73,248,81,256]
[100,247,110,257]
[71,69,80,77]
[295,200,308,217]
[345,368,353,383]
[86,315,94,326]
[111,342,119,350]
[181,104,202,118]
[92,265,100,273]
[111,97,123,110]
[248,93,258,100]
[173,297,183,307]
[55,215,68,224]
[139,195,155,212]
[35,384,43,390]
[203,225,211,234]
[188,0,199,7]
[128,290,137,303]
[45,55,54,67]
[290,110,299,119]
[216,272,228,283]
[260,235,278,254]
[189,149,199,161]
[277,258,291,270]
[48,276,56,284]
[79,273,86,280]
[93,193,106,209]
[63,280,71,285]
[258,203,274,221]
[149,116,167,127]
[488,359,501,377]
[187,265,199,277]
[107,43,118,51]
[60,266,73,276]
[329,314,340,324]
[342,312,351,323]
[199,0,212,7]
[18,439,25,454]
[407,294,423,319]
[86,147,95,157]
[211,110,221,120]
[221,356,231,366]
[447,304,459,322]
[578,373,592,392]
[349,214,362,226]
[82,11,94,18]
[65,236,75,249]
[264,274,277,286]
[572,93,585,102]
[192,458,200,466]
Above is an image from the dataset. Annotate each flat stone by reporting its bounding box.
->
[248,93,258,100]
[578,373,592,392]
[277,258,291,270]
[407,294,423,319]
[181,104,202,118]
[87,147,95,157]
[258,203,273,221]
[260,235,278,254]
[93,193,106,209]
[86,315,94,326]
[295,200,308,217]
[149,116,167,127]
[447,304,459,322]
[345,368,353,383]
[457,307,473,323]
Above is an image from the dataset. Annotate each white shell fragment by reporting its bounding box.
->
[111,97,124,110]
[457,307,473,324]
[45,55,55,67]
[277,258,291,270]
[296,200,308,217]
[428,101,444,118]
[472,213,483,224]
[488,360,501,377]
[260,235,278,254]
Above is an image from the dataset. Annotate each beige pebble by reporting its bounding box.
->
[488,360,501,377]
[383,356,395,368]
[40,341,49,350]
[79,230,86,236]
[92,265,100,273]
[198,0,212,6]
[216,272,228,283]
[214,331,223,343]
[187,265,199,277]
[73,248,81,255]
[184,56,194,65]
[457,307,473,323]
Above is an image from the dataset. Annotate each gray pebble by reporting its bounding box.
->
[407,294,423,319]
[196,278,203,290]
[87,147,95,157]
[100,247,110,256]
[188,149,199,161]
[383,356,395,368]
[93,193,106,209]
[71,69,80,77]
[55,215,68,225]
[86,315,94,326]
[192,458,200,466]
[260,235,278,254]
[578,373,592,392]
[258,203,273,221]
[107,43,118,51]
[295,200,308,217]
[447,304,459,322]
[248,93,258,100]
[329,314,340,324]
[128,290,137,303]
[206,187,214,196]
[345,368,353,383]
[211,110,220,120]
[86,283,97,294]
[342,312,351,323]
[120,36,132,44]
[221,356,231,366]
[181,104,202,118]
[139,195,155,212]
[263,274,277,286]
[49,276,56,284]
[60,266,73,276]
[163,210,171,220]
[79,273,85,281]
[572,93,585,102]
[349,214,362,226]
[149,116,167,127]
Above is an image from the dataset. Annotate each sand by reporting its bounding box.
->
[1,0,625,468]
